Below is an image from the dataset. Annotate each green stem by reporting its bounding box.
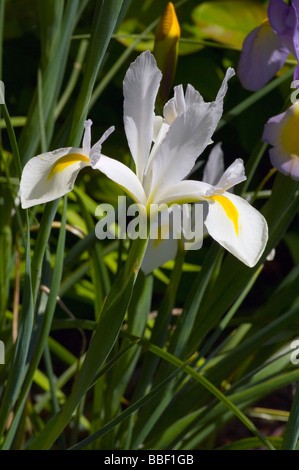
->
[131,248,185,403]
[250,168,277,205]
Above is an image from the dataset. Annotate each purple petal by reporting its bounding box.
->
[263,103,299,180]
[294,63,299,82]
[268,0,299,59]
[290,158,299,179]
[269,147,299,180]
[262,111,286,147]
[238,23,289,91]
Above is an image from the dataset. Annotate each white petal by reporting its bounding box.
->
[150,103,215,194]
[89,126,115,168]
[153,116,164,142]
[83,119,93,153]
[95,155,147,205]
[203,142,225,185]
[149,68,234,196]
[181,203,205,251]
[163,97,177,125]
[20,148,89,209]
[123,51,162,181]
[144,121,170,191]
[215,68,235,114]
[163,85,186,124]
[185,84,205,109]
[141,238,178,275]
[163,84,204,125]
[212,158,246,193]
[141,217,178,274]
[205,68,235,133]
[204,192,268,267]
[155,180,211,205]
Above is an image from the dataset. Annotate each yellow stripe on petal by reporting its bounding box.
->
[47,153,89,181]
[207,195,239,236]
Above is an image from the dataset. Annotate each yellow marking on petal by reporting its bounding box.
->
[281,103,299,157]
[47,153,89,181]
[206,195,239,236]
[261,18,270,27]
[155,2,180,41]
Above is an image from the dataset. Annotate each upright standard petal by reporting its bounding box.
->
[163,84,204,125]
[123,50,162,181]
[203,142,225,186]
[238,21,289,91]
[149,102,214,199]
[20,148,89,208]
[204,191,268,267]
[149,69,233,198]
[262,102,299,180]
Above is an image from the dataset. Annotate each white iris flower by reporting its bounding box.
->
[20,50,268,268]
[96,51,268,268]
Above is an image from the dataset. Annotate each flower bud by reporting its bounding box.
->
[154,2,180,105]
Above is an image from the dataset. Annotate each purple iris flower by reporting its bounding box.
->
[262,102,299,180]
[238,0,299,91]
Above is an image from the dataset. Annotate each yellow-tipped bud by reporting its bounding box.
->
[155,2,180,42]
[154,2,180,105]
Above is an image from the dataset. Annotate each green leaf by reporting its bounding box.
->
[28,234,149,449]
[192,1,267,48]
[282,381,299,450]
[0,213,34,440]
[20,0,81,163]
[2,197,68,449]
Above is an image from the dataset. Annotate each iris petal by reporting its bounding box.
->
[263,102,299,180]
[150,68,234,196]
[238,22,289,91]
[268,0,299,60]
[204,192,268,267]
[123,50,162,181]
[20,148,89,208]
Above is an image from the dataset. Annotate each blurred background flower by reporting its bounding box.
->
[238,0,299,91]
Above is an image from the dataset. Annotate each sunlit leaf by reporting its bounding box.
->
[192,1,267,48]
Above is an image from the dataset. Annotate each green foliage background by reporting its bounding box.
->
[1,0,299,450]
